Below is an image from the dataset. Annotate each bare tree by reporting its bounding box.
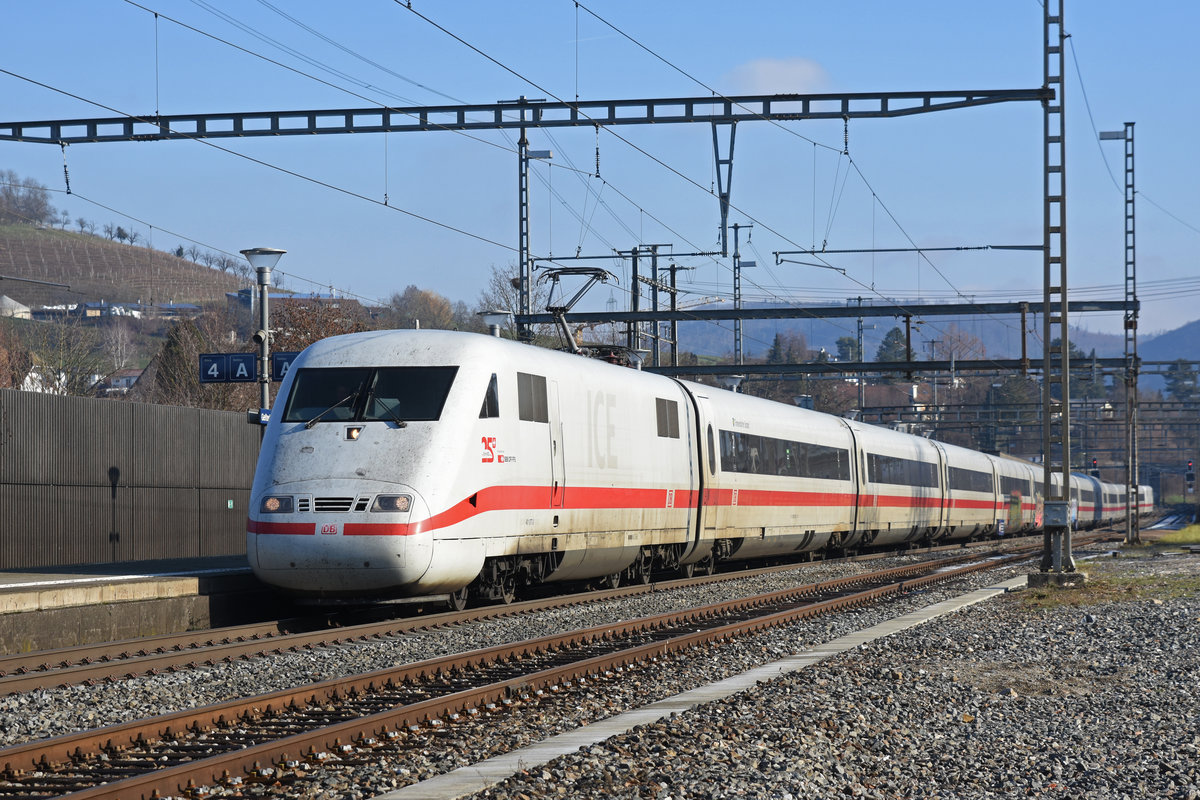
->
[22,315,106,396]
[474,262,552,338]
[133,312,254,410]
[0,169,55,225]
[271,299,371,354]
[103,222,117,240]
[103,319,134,372]
[127,230,141,246]
[387,285,456,330]
[0,319,33,389]
[75,217,89,233]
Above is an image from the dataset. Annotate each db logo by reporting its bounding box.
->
[320,523,339,535]
[481,436,497,463]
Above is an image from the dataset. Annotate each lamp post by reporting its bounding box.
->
[240,247,286,419]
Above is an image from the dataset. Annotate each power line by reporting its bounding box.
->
[395,2,1029,367]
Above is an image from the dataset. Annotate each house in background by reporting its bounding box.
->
[0,295,31,320]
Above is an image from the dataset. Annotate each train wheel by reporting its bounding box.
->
[598,572,621,590]
[499,576,517,605]
[678,562,696,579]
[696,556,715,576]
[446,586,470,611]
[627,551,652,585]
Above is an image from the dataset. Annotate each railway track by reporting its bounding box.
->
[0,545,1051,800]
[0,536,1046,696]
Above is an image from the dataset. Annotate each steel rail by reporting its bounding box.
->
[0,536,1035,696]
[0,548,1043,799]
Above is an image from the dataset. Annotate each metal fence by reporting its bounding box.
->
[0,389,258,569]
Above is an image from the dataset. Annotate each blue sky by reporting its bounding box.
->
[2,1,1197,342]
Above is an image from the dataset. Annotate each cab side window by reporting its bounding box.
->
[479,373,500,419]
[517,372,548,423]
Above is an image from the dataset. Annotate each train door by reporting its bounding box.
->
[690,393,721,545]
[549,380,565,508]
[835,418,863,540]
[930,441,949,536]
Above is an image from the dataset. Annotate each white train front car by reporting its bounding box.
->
[247,330,701,601]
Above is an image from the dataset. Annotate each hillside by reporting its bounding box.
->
[0,224,241,309]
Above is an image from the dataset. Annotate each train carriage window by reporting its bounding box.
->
[948,467,994,493]
[867,453,939,488]
[517,372,548,423]
[720,430,737,472]
[479,374,500,419]
[655,398,680,438]
[718,430,850,481]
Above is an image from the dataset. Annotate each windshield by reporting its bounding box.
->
[282,366,459,424]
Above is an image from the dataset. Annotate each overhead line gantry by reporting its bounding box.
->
[0,87,1050,338]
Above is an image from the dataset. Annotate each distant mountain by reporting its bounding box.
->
[0,224,240,309]
[1141,319,1200,362]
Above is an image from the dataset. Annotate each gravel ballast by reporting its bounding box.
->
[465,550,1200,800]
[4,546,1197,800]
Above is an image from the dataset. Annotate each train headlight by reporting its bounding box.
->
[371,494,412,513]
[260,496,294,514]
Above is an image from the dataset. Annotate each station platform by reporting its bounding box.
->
[0,556,284,654]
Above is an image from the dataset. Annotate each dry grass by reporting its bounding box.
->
[1016,558,1200,611]
[1155,525,1200,545]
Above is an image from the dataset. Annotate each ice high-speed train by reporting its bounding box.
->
[247,330,1151,606]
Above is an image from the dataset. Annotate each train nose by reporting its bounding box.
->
[247,483,434,596]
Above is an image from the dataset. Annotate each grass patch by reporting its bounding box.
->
[1155,525,1200,545]
[1016,565,1200,611]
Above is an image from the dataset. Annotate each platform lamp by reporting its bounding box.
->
[240,247,286,418]
[477,309,513,338]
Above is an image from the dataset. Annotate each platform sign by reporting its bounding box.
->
[199,353,257,383]
[202,352,300,383]
[227,354,257,382]
[199,354,229,383]
[271,351,300,382]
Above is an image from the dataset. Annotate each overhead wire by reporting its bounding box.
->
[137,0,705,322]
[396,1,903,354]
[2,179,393,307]
[1067,33,1200,238]
[0,67,516,250]
[552,2,1036,362]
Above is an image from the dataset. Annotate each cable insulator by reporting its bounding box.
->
[594,124,601,177]
[60,142,71,194]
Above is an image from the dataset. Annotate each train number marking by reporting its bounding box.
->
[665,489,675,508]
[320,523,340,535]
[482,436,497,463]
